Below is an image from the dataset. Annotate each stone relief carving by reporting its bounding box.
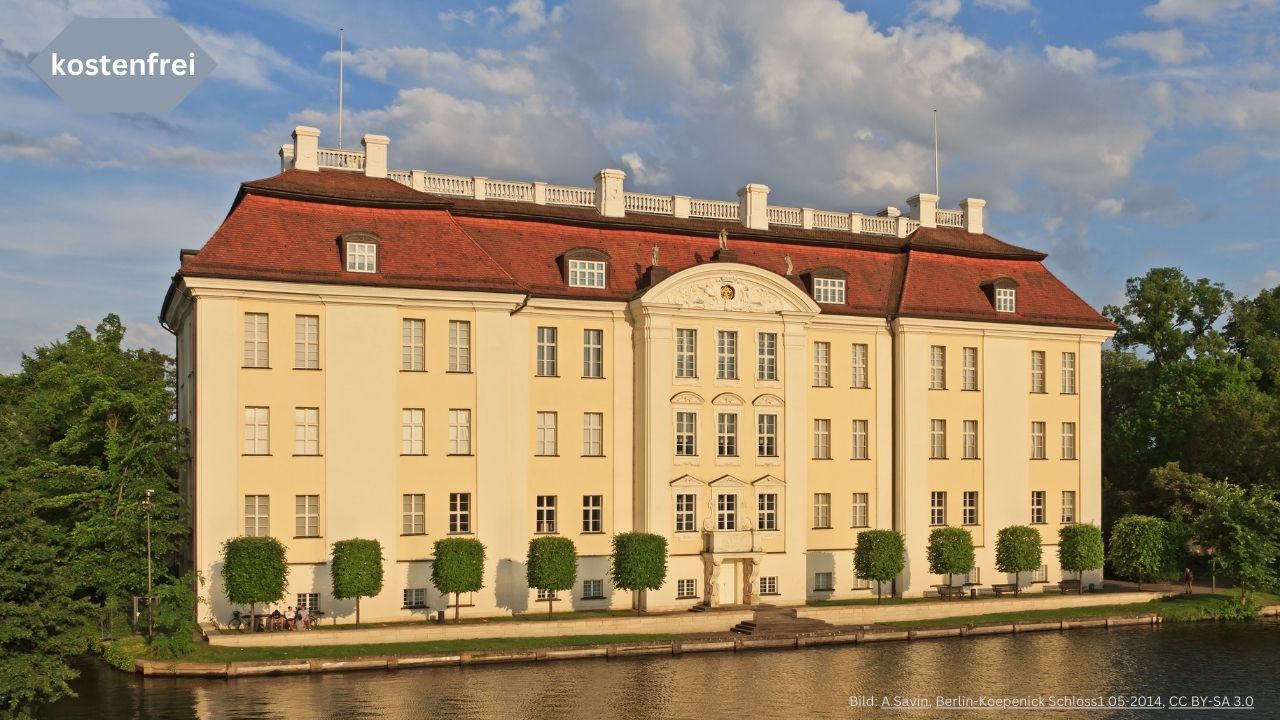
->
[711,392,744,406]
[752,394,784,407]
[670,391,704,405]
[705,559,721,604]
[658,275,789,313]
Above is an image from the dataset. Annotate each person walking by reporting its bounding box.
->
[1183,567,1194,595]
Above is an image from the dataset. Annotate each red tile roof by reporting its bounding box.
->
[171,169,1112,330]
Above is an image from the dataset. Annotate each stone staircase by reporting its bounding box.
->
[731,607,836,636]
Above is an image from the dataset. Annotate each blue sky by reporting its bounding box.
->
[1,0,1278,370]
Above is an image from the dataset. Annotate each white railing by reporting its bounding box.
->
[546,185,595,207]
[624,192,674,215]
[904,219,921,234]
[813,210,852,231]
[317,147,365,171]
[767,206,803,227]
[689,198,739,221]
[421,172,475,197]
[936,208,965,227]
[486,179,534,202]
[388,170,412,187]
[860,216,898,236]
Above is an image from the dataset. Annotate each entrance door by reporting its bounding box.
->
[716,560,742,605]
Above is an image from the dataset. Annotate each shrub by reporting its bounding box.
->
[1059,524,1105,593]
[1109,515,1170,590]
[330,539,385,625]
[853,530,905,603]
[221,536,288,631]
[148,574,198,658]
[608,533,667,610]
[926,527,975,588]
[431,538,486,622]
[995,526,1043,595]
[527,537,578,617]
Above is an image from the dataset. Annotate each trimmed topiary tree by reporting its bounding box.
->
[853,529,905,603]
[995,525,1043,596]
[221,536,288,632]
[608,532,667,611]
[527,536,578,618]
[1059,523,1104,593]
[431,538,486,622]
[926,527,975,590]
[1109,515,1170,591]
[330,539,385,625]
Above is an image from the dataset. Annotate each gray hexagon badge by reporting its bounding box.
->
[29,17,217,112]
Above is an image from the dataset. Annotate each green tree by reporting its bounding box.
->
[994,525,1042,596]
[853,529,905,603]
[1109,515,1171,590]
[330,539,385,625]
[926,527,975,589]
[1226,285,1280,393]
[0,485,92,718]
[527,537,578,618]
[608,532,667,611]
[221,537,288,632]
[148,574,199,658]
[1104,267,1231,368]
[1193,481,1280,604]
[1059,524,1104,593]
[431,538,485,622]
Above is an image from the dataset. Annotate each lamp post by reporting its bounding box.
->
[142,489,154,641]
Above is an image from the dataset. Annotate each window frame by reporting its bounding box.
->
[344,240,377,273]
[757,332,778,381]
[851,492,869,528]
[582,328,604,378]
[1061,351,1077,394]
[245,494,269,537]
[674,493,697,532]
[1061,421,1077,460]
[675,411,697,456]
[402,493,426,535]
[813,341,831,387]
[243,312,269,368]
[812,277,846,304]
[851,343,869,388]
[757,492,778,531]
[582,412,604,457]
[962,419,978,460]
[535,495,558,534]
[1061,491,1076,524]
[448,320,472,373]
[566,258,608,288]
[675,329,697,378]
[1031,421,1046,460]
[995,286,1016,312]
[582,495,603,533]
[294,494,319,538]
[401,408,425,456]
[449,492,472,534]
[448,409,472,455]
[1031,490,1046,524]
[402,318,425,372]
[716,493,738,531]
[294,314,319,369]
[961,346,977,391]
[1031,350,1046,393]
[716,412,738,457]
[535,326,558,377]
[930,491,947,526]
[962,490,978,526]
[535,411,558,456]
[244,406,270,456]
[813,418,832,460]
[294,407,319,456]
[852,419,869,460]
[716,330,738,380]
[930,345,946,390]
[813,492,832,529]
[757,413,778,457]
[930,419,946,459]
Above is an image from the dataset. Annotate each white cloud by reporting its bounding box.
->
[0,0,162,56]
[975,0,1030,10]
[182,25,301,90]
[1110,29,1207,65]
[914,0,963,22]
[1044,45,1103,74]
[323,46,535,96]
[507,0,548,34]
[438,9,477,28]
[1145,0,1276,23]
[621,152,670,187]
[0,130,81,162]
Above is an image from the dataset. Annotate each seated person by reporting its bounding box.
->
[270,607,283,630]
[297,605,308,630]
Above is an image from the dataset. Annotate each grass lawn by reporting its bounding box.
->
[881,592,1264,629]
[175,633,681,664]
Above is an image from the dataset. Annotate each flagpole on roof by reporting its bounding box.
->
[933,108,940,200]
[338,28,344,149]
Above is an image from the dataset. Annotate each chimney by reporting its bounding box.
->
[362,134,390,179]
[278,144,294,173]
[907,193,939,228]
[961,198,986,234]
[594,169,626,218]
[738,183,770,230]
[292,126,320,172]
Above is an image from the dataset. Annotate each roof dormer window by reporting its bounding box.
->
[981,277,1019,313]
[995,287,1016,313]
[345,241,377,273]
[568,258,607,288]
[812,277,846,305]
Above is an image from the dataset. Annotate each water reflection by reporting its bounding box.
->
[46,622,1280,719]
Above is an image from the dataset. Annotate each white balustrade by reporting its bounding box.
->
[387,170,412,187]
[860,216,897,236]
[904,219,921,234]
[546,185,596,207]
[813,210,852,231]
[767,206,803,227]
[421,172,475,197]
[486,179,534,202]
[689,198,740,221]
[624,192,674,215]
[936,209,965,227]
[316,148,365,171]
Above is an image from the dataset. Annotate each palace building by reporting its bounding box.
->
[161,126,1114,623]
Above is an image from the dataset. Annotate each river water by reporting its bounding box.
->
[43,622,1278,719]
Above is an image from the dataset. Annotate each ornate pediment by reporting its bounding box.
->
[753,474,786,487]
[711,392,744,406]
[753,393,784,407]
[640,263,820,315]
[709,474,747,487]
[670,391,705,405]
[669,474,705,487]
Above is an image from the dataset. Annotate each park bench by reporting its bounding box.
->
[990,583,1019,597]
[933,584,968,600]
[1055,579,1082,594]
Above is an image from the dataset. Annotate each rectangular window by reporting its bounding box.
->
[402,494,425,535]
[582,579,605,599]
[402,409,425,455]
[244,313,269,368]
[813,341,831,387]
[448,409,471,455]
[675,329,697,378]
[813,277,846,304]
[963,491,978,525]
[813,493,832,529]
[759,576,778,595]
[852,420,869,460]
[294,315,319,369]
[1031,421,1046,459]
[245,495,269,536]
[567,258,607,288]
[676,578,698,598]
[717,413,738,457]
[536,327,558,376]
[582,329,604,378]
[1061,422,1077,460]
[757,332,778,380]
[757,493,778,531]
[996,287,1016,312]
[852,343,869,388]
[295,495,319,537]
[535,412,558,456]
[852,576,871,590]
[449,493,471,533]
[852,492,869,528]
[757,414,778,457]
[675,412,697,456]
[1033,564,1048,583]
[345,242,376,272]
[1031,490,1046,524]
[448,320,471,372]
[962,420,978,459]
[675,493,696,532]
[536,495,557,533]
[582,495,603,533]
[402,319,425,371]
[403,588,427,608]
[716,494,737,530]
[1061,352,1077,393]
[813,419,832,459]
[244,407,269,455]
[716,330,737,379]
[1062,491,1076,524]
[294,408,319,456]
[930,491,946,526]
[1031,350,1046,393]
[814,571,834,592]
[930,419,946,459]
[582,412,604,457]
[930,345,946,389]
[536,588,557,601]
[962,346,977,390]
[297,593,320,612]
